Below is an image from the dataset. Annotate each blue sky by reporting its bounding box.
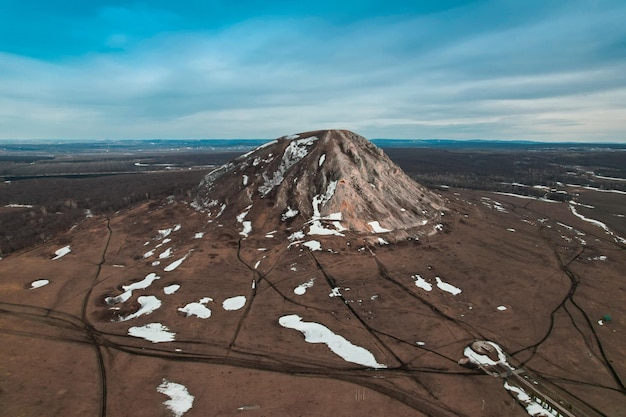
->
[1,1,625,141]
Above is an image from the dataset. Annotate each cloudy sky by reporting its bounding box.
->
[1,0,625,141]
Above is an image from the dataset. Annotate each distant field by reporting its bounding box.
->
[1,141,624,255]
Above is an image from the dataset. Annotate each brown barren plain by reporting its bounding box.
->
[1,186,624,417]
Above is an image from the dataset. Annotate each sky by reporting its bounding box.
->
[1,0,625,142]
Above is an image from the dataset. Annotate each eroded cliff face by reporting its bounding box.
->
[193,129,445,242]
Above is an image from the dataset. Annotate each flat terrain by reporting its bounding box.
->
[0,141,624,416]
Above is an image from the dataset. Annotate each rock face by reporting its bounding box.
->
[193,130,445,241]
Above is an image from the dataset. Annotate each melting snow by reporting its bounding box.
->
[159,248,172,259]
[503,381,559,417]
[158,228,173,239]
[222,296,246,311]
[52,245,71,260]
[281,207,299,221]
[368,221,391,233]
[435,277,462,295]
[118,295,162,322]
[377,238,389,245]
[412,275,432,291]
[144,250,155,258]
[193,232,204,239]
[164,254,189,272]
[288,231,305,241]
[569,203,626,244]
[128,323,175,343]
[106,273,161,305]
[157,379,195,417]
[294,278,315,295]
[259,136,318,196]
[164,284,180,295]
[303,240,322,251]
[240,221,252,237]
[329,287,342,297]
[279,314,386,368]
[178,298,213,318]
[237,205,253,237]
[30,279,50,289]
[463,341,512,368]
[493,192,559,203]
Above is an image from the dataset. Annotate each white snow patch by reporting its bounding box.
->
[52,245,71,260]
[497,305,507,311]
[240,221,252,238]
[504,381,559,417]
[193,232,204,239]
[223,296,246,311]
[368,221,391,233]
[239,139,278,160]
[118,295,162,322]
[294,278,315,295]
[178,298,212,319]
[159,248,172,259]
[288,230,305,241]
[569,203,626,244]
[164,284,180,295]
[416,341,426,346]
[318,154,326,166]
[507,228,516,232]
[329,287,342,297]
[242,175,249,186]
[237,205,253,237]
[254,260,261,269]
[308,182,344,236]
[152,261,161,266]
[5,203,34,208]
[279,314,386,368]
[30,279,50,289]
[106,273,161,305]
[259,136,318,196]
[303,240,322,251]
[144,249,155,258]
[157,379,195,417]
[164,254,189,272]
[157,228,173,239]
[281,207,299,221]
[377,238,389,245]
[412,275,432,291]
[493,192,559,203]
[435,277,462,295]
[128,323,175,343]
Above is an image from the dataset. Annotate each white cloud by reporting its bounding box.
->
[0,2,625,141]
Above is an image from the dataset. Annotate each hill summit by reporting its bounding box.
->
[193,130,445,242]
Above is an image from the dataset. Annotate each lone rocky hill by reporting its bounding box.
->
[193,129,446,243]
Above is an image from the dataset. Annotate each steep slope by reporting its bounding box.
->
[193,130,445,242]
